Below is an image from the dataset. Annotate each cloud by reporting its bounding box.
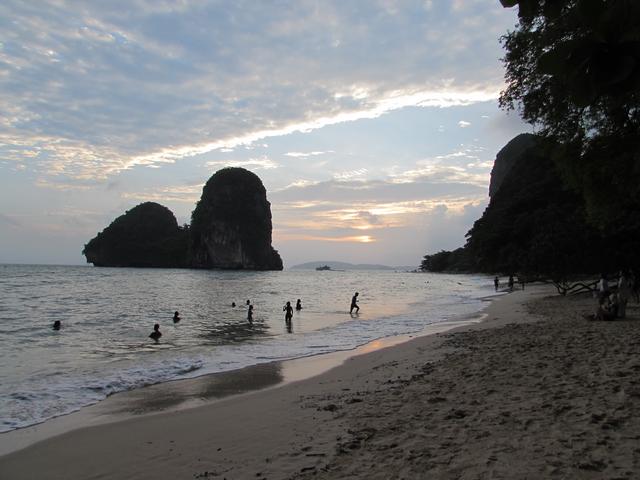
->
[332,169,368,181]
[277,233,376,243]
[284,151,331,158]
[205,156,280,171]
[0,0,517,183]
[121,184,202,204]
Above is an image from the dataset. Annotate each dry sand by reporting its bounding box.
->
[1,284,639,479]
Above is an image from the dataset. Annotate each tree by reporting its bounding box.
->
[499,0,640,270]
[500,0,640,141]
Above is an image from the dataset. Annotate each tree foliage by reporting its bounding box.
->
[464,137,604,279]
[422,2,640,276]
[420,248,470,273]
[499,0,640,270]
[420,136,607,279]
[82,202,189,267]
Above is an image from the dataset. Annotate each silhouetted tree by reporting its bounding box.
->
[83,202,189,267]
[499,0,640,271]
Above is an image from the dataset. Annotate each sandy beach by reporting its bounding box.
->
[1,284,639,479]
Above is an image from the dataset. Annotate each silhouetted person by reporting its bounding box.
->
[494,276,499,291]
[508,275,514,292]
[246,299,251,306]
[296,299,302,311]
[231,302,236,307]
[284,301,294,322]
[247,305,254,322]
[149,323,162,342]
[618,270,631,318]
[350,292,360,314]
[172,311,181,323]
[598,273,609,302]
[52,320,61,330]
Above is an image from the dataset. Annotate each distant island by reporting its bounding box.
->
[83,168,283,270]
[292,261,416,271]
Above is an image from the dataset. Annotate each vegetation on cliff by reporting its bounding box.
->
[499,0,640,265]
[421,135,605,277]
[82,202,189,267]
[83,169,282,270]
[422,1,640,279]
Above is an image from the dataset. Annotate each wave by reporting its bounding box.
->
[0,358,204,433]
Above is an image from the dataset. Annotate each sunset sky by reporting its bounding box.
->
[0,1,529,267]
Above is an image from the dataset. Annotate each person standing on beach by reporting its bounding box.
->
[508,275,514,292]
[350,292,360,314]
[598,273,610,301]
[618,270,631,318]
[247,305,254,323]
[494,276,499,291]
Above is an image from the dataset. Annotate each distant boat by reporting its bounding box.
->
[315,265,332,271]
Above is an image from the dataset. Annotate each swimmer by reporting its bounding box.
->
[52,320,61,330]
[283,301,293,322]
[149,323,162,342]
[295,299,302,311]
[232,302,236,307]
[172,311,181,323]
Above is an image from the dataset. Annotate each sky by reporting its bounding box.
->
[0,0,530,268]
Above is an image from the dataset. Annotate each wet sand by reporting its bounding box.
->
[2,284,639,479]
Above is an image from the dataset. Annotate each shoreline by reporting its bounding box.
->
[7,284,625,479]
[0,301,492,457]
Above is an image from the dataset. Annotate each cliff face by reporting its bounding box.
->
[489,133,537,198]
[465,134,604,275]
[82,202,189,267]
[189,168,283,270]
[83,168,283,270]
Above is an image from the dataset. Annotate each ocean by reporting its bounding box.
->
[0,264,494,433]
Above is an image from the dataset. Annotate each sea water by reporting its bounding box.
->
[0,264,494,432]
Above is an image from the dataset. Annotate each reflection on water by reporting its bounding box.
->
[106,362,284,415]
[197,318,271,344]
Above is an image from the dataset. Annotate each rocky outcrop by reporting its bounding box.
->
[190,168,283,270]
[83,168,283,270]
[489,133,537,198]
[82,202,189,267]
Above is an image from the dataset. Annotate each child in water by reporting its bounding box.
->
[295,299,302,310]
[172,311,181,323]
